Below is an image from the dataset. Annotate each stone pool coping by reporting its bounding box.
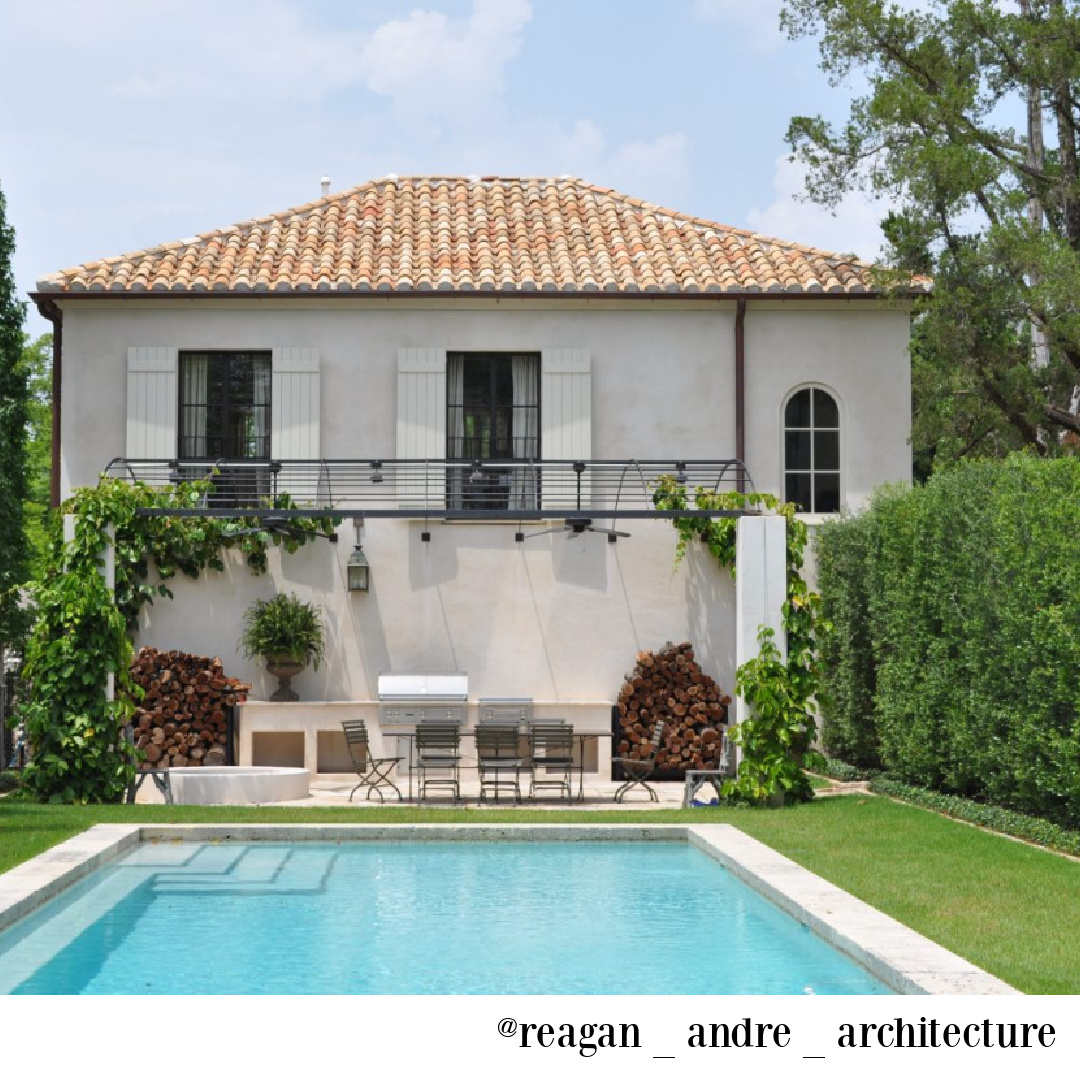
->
[0,822,1017,996]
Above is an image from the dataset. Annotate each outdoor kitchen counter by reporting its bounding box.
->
[237,700,615,779]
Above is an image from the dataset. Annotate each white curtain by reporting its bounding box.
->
[446,354,465,453]
[446,353,465,506]
[181,354,208,457]
[509,354,538,510]
[252,356,271,458]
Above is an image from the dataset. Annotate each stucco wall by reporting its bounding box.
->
[57,294,910,704]
[139,519,737,705]
[743,300,913,508]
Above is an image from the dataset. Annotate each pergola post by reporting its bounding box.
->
[734,515,787,731]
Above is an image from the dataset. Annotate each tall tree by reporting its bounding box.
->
[782,0,1080,470]
[21,333,52,568]
[0,177,29,651]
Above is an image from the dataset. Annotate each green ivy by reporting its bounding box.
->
[18,474,336,803]
[652,481,822,804]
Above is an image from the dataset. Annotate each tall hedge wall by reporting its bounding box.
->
[815,455,1080,826]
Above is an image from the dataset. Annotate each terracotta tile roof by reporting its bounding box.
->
[37,176,909,296]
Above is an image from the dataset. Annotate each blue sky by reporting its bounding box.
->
[2,0,893,337]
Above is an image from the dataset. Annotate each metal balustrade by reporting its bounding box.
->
[103,457,756,520]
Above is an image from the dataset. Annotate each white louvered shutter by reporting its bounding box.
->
[541,348,592,509]
[396,347,446,507]
[272,348,321,502]
[126,347,178,459]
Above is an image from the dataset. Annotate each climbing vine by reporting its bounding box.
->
[653,480,821,804]
[18,474,336,803]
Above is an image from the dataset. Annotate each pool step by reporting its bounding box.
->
[151,847,336,895]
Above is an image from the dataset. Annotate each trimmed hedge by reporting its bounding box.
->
[869,777,1080,858]
[816,455,1080,827]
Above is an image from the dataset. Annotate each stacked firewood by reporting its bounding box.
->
[129,648,249,770]
[614,641,731,777]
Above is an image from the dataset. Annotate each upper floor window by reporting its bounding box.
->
[179,351,271,460]
[447,352,539,509]
[784,387,840,513]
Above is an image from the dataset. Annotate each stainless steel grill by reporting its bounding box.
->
[377,674,468,728]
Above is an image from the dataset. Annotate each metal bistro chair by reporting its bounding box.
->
[475,724,526,804]
[528,722,575,803]
[612,720,666,803]
[342,719,403,803]
[414,722,462,803]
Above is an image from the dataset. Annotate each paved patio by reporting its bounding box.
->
[130,773,716,809]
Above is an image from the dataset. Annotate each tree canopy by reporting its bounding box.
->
[0,177,29,651]
[782,0,1080,470]
[21,333,52,569]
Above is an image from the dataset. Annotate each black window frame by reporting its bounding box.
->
[177,350,272,462]
[446,351,541,512]
[783,386,841,514]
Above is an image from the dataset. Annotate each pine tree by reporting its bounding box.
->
[0,176,29,650]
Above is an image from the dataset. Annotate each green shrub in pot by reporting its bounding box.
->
[239,593,326,701]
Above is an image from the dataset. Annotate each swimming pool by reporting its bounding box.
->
[0,824,1017,995]
[0,839,887,994]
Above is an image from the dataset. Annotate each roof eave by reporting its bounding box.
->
[31,286,926,308]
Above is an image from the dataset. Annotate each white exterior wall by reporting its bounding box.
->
[56,295,910,714]
[743,300,913,511]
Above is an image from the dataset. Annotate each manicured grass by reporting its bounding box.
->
[2,794,1078,993]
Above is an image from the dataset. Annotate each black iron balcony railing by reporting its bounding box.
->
[102,457,755,520]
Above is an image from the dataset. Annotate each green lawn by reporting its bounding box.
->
[2,794,1078,994]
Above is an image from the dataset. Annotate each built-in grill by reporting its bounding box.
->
[377,674,469,728]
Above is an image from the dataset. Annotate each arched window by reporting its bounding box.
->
[784,387,840,513]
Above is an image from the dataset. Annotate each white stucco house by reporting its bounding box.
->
[32,176,915,778]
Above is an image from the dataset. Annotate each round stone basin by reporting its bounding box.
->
[168,766,309,805]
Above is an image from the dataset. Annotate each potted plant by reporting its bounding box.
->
[239,593,326,702]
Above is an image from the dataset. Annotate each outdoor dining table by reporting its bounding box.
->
[389,727,607,802]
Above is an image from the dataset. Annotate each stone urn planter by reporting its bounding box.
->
[264,655,307,702]
[239,593,325,702]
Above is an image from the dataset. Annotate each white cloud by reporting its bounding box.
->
[551,122,691,204]
[360,0,533,113]
[746,156,893,260]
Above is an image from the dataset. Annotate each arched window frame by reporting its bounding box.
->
[781,384,843,514]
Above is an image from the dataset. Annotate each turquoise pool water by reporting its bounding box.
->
[0,842,891,994]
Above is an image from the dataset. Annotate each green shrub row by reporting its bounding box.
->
[816,454,1080,826]
[869,777,1080,858]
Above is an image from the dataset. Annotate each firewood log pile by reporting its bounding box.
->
[129,647,249,770]
[614,641,731,777]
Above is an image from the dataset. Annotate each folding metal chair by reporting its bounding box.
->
[612,720,665,802]
[475,723,526,803]
[415,722,461,803]
[529,722,575,802]
[342,719,403,802]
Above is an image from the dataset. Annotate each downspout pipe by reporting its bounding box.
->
[735,298,746,493]
[34,297,62,508]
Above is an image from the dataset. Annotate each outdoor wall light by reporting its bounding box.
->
[348,518,370,592]
[369,461,384,484]
[347,545,371,592]
[675,462,689,484]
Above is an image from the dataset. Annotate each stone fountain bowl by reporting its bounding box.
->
[169,766,310,805]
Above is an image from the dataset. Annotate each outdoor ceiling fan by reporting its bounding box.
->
[519,518,631,543]
[224,516,338,543]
